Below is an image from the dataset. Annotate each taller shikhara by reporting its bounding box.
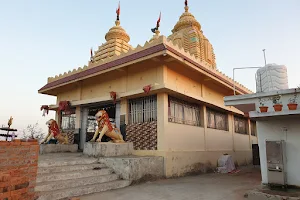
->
[168,1,216,68]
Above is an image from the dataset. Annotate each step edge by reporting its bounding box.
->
[36,169,113,183]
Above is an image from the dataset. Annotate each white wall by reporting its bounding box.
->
[257,118,300,186]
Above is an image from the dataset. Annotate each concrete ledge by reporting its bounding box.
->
[98,156,164,182]
[83,142,133,157]
[247,189,300,200]
[39,144,78,154]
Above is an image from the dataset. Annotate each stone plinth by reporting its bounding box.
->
[99,156,164,182]
[83,142,133,157]
[39,144,78,154]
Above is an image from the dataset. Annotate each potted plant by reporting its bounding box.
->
[287,89,298,110]
[259,98,268,113]
[272,95,282,112]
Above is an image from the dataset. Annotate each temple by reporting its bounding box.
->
[38,1,257,177]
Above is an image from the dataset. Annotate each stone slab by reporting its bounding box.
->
[98,156,164,182]
[83,142,133,157]
[247,189,300,200]
[39,144,78,154]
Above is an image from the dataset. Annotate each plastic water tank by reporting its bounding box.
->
[256,64,289,93]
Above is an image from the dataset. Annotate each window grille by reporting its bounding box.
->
[128,95,157,124]
[168,97,201,126]
[234,116,248,135]
[250,121,257,136]
[206,108,228,131]
[61,109,76,130]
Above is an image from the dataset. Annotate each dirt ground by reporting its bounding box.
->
[81,166,262,200]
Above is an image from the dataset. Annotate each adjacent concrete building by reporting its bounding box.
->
[225,88,300,187]
[39,2,257,177]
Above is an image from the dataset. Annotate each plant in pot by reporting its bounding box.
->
[258,98,268,113]
[272,94,283,112]
[287,89,298,110]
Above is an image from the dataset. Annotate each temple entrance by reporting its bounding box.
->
[79,102,120,150]
[86,104,116,142]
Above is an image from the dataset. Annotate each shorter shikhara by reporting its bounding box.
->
[41,119,74,144]
[89,110,124,143]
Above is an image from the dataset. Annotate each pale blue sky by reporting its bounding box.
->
[0,0,299,134]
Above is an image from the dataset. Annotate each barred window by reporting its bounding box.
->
[168,97,201,126]
[61,109,76,130]
[234,116,248,135]
[207,108,228,131]
[129,95,157,124]
[250,121,257,136]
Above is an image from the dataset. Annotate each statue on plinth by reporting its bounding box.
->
[40,119,74,144]
[89,110,124,143]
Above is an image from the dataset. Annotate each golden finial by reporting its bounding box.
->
[8,116,13,128]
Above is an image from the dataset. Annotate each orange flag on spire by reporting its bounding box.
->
[152,12,161,33]
[156,12,161,28]
[116,1,120,20]
[185,0,188,7]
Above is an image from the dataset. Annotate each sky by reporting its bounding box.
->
[0,0,299,135]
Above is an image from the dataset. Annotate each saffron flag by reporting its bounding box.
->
[116,1,120,20]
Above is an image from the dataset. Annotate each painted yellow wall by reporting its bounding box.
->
[57,61,165,103]
[205,129,233,151]
[233,133,251,151]
[54,59,258,178]
[166,66,203,99]
[136,91,256,177]
[165,122,205,151]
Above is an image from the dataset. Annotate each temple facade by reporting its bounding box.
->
[39,2,257,177]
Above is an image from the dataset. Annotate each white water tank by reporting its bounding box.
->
[256,64,289,93]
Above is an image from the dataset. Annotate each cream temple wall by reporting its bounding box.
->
[50,61,258,177]
[257,118,300,187]
[134,93,257,177]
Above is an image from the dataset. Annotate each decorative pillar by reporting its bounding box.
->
[75,106,81,129]
[157,93,168,151]
[202,106,207,151]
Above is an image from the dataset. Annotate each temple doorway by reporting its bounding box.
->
[79,102,120,150]
[86,104,116,142]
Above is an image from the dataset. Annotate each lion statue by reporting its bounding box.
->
[89,110,124,143]
[40,119,74,144]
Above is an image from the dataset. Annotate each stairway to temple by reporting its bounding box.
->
[35,153,131,200]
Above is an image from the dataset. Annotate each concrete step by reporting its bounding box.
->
[36,168,113,183]
[38,157,98,168]
[35,174,119,192]
[38,163,106,175]
[37,180,131,200]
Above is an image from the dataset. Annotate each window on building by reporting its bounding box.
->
[128,95,157,124]
[168,97,201,127]
[234,116,248,135]
[61,109,76,130]
[206,108,228,131]
[250,121,257,136]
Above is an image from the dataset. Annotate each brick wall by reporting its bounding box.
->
[0,139,39,200]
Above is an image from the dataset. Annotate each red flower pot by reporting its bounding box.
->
[273,104,283,112]
[259,106,268,113]
[287,103,298,110]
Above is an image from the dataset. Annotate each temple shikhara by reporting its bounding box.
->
[39,1,257,177]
